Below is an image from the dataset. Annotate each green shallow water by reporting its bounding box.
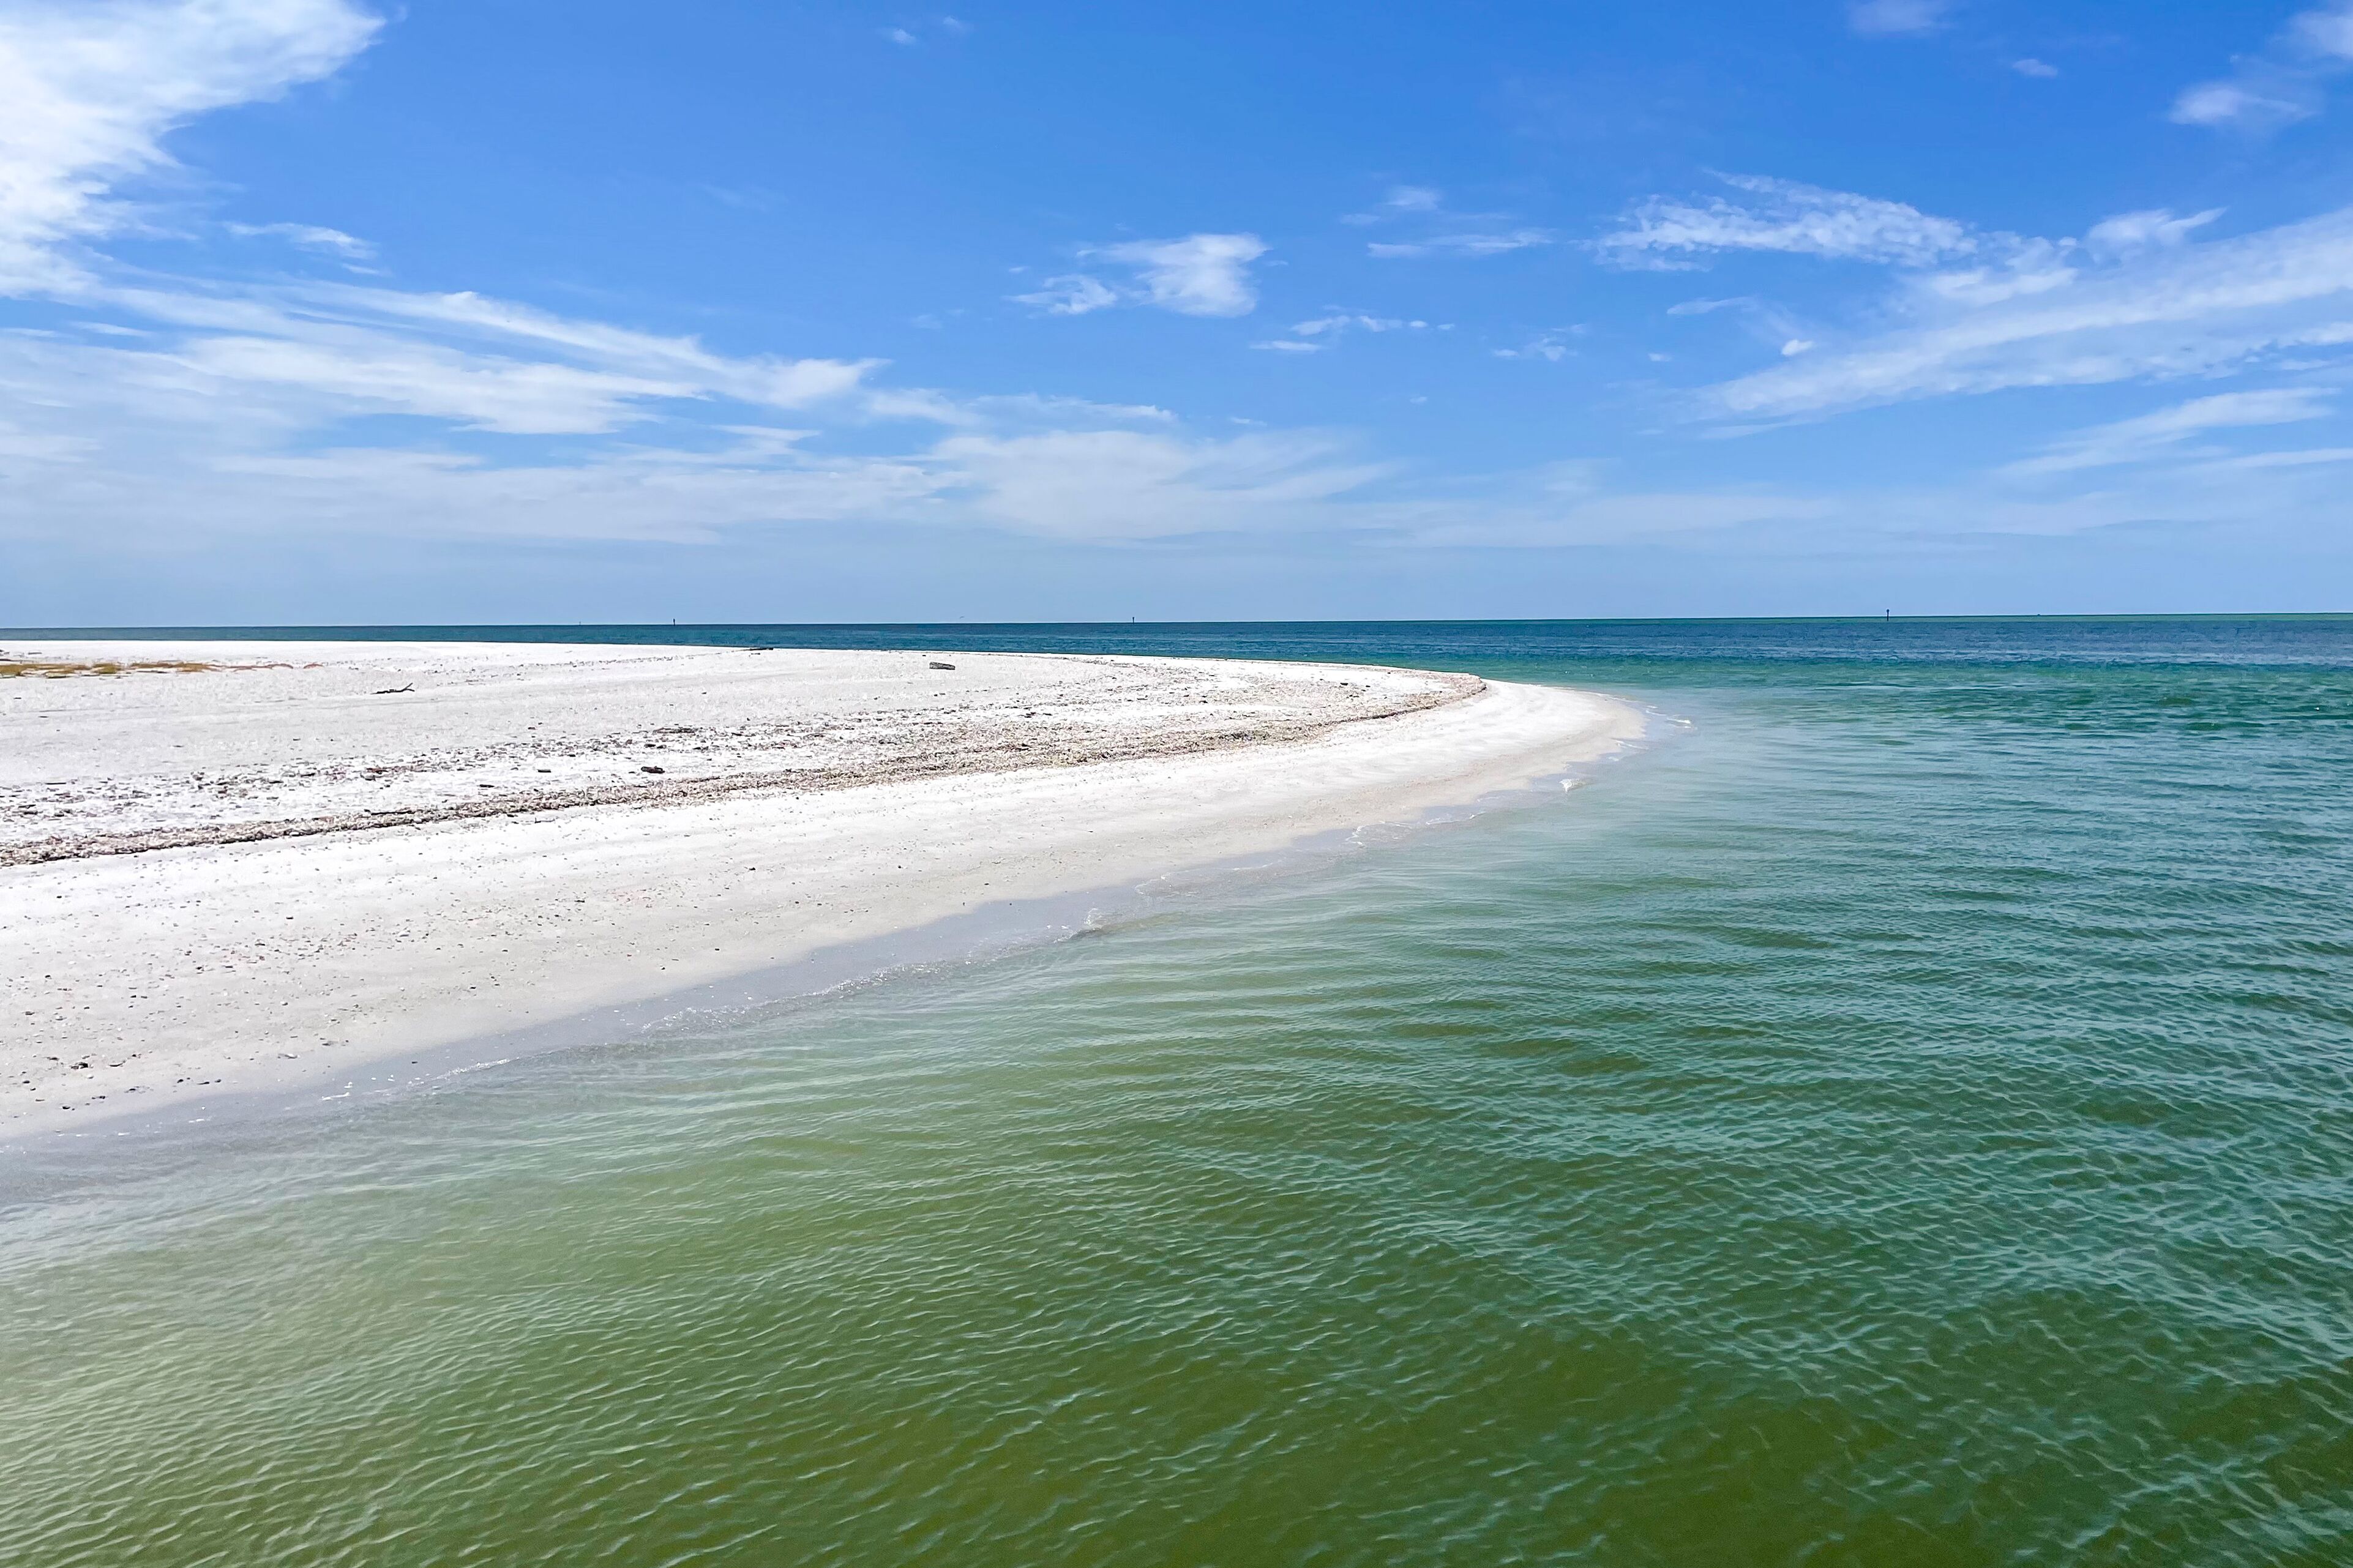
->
[5,618,2352,1566]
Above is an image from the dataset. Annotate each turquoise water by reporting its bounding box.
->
[5,618,2352,1565]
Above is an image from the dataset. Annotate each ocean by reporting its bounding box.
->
[4,616,2350,1565]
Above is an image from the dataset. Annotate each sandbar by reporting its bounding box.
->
[2,640,1642,1138]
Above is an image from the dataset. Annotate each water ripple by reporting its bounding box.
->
[6,620,2353,1565]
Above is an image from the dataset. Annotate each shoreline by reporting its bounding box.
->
[15,763,1631,1165]
[2,642,1644,1144]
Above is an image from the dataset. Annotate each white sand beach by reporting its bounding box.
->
[2,641,1642,1135]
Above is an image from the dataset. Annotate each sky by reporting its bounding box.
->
[4,0,2353,624]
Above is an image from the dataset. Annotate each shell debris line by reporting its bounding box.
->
[2,642,1475,868]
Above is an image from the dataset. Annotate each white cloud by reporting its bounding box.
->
[201,284,873,414]
[1847,0,1951,39]
[1253,312,1432,354]
[866,388,1171,428]
[2000,387,2336,476]
[1342,184,1443,225]
[0,0,872,474]
[2180,445,2353,472]
[2171,82,2303,130]
[1016,234,1269,318]
[2295,4,2353,55]
[881,16,968,47]
[0,5,1407,554]
[1493,332,1576,362]
[1911,248,2076,306]
[1610,173,2353,428]
[0,312,1400,545]
[1402,472,1838,547]
[1093,233,1268,316]
[0,0,380,290]
[1291,313,1427,338]
[2083,207,2224,256]
[1701,205,2353,419]
[225,220,374,258]
[1595,174,1975,269]
[13,436,946,546]
[0,277,883,439]
[963,392,1176,427]
[1009,273,1120,315]
[931,428,1386,539]
[1344,185,1551,259]
[2011,58,2059,78]
[2171,2,2353,130]
[846,386,971,424]
[38,3,2353,571]
[172,334,700,433]
[1366,414,2353,548]
[1367,229,1552,259]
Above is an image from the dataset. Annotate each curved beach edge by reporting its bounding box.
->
[2,653,1641,1144]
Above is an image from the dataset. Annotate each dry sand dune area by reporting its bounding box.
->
[2,641,1642,1137]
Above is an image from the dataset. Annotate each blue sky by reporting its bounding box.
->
[5,0,2353,623]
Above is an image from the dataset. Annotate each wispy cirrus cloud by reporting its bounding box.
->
[31,277,878,435]
[1096,233,1267,316]
[932,427,1388,540]
[1598,171,2353,427]
[1492,328,1584,362]
[1595,173,1977,269]
[2171,2,2353,131]
[881,15,968,47]
[1387,459,1838,547]
[1347,185,1553,261]
[1699,205,2353,420]
[1367,230,1552,260]
[0,401,1392,547]
[0,0,804,440]
[0,4,1383,550]
[0,0,380,289]
[1667,296,1756,316]
[2082,208,2224,256]
[1999,388,2337,477]
[0,290,1393,546]
[1341,184,1443,225]
[24,0,2353,589]
[1008,272,1120,316]
[1847,0,1953,39]
[1292,312,1427,337]
[1011,233,1269,318]
[225,221,375,258]
[1250,313,1437,353]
